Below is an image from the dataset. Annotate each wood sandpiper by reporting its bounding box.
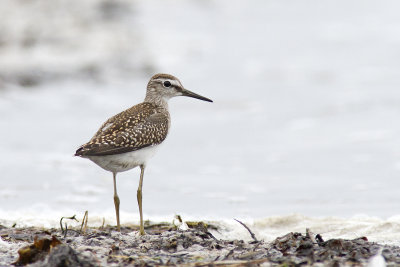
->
[75,74,213,234]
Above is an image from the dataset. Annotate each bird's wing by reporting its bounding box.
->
[75,103,169,157]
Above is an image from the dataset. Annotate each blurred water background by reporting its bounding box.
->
[2,0,400,242]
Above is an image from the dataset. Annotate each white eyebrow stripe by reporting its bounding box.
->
[170,79,180,87]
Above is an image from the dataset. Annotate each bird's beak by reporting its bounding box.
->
[181,88,213,102]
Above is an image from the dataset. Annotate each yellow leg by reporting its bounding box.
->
[113,172,121,232]
[137,165,145,235]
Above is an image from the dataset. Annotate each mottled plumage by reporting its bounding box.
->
[75,102,170,157]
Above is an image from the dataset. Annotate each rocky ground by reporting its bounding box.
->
[1,219,399,266]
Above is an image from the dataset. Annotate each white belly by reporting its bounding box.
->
[87,145,160,173]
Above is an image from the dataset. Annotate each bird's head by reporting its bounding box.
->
[145,73,213,103]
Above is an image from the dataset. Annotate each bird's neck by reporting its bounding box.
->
[144,94,169,110]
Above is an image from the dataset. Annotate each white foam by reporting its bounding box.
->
[214,214,400,246]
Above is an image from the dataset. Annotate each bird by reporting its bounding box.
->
[75,73,213,235]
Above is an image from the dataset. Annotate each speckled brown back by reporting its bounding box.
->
[75,102,170,156]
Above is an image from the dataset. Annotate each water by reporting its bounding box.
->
[1,0,400,244]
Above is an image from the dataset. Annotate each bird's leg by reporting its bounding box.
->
[137,165,145,235]
[113,172,121,232]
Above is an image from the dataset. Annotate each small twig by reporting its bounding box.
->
[234,218,258,242]
[64,224,68,238]
[100,217,105,230]
[207,231,218,241]
[60,215,78,234]
[80,211,88,234]
[63,224,81,238]
[252,241,261,251]
[175,215,183,223]
[223,248,235,260]
[84,212,88,231]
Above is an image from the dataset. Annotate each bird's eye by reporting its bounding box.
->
[163,81,171,87]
